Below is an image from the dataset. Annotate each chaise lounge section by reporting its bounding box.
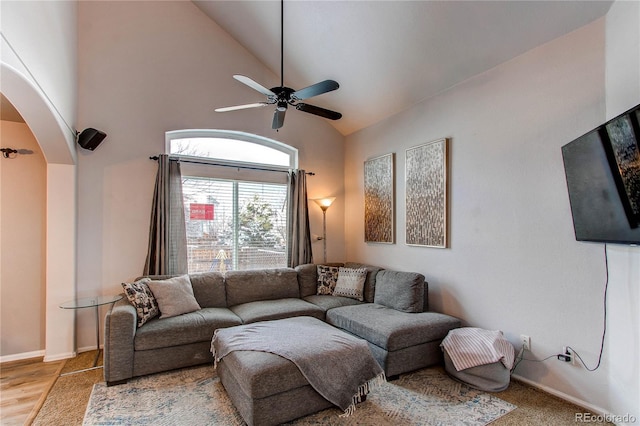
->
[104,263,460,386]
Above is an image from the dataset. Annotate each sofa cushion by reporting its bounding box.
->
[134,307,242,351]
[121,278,159,327]
[226,268,299,306]
[303,295,362,312]
[374,270,424,313]
[326,304,460,351]
[147,275,201,319]
[295,264,318,298]
[189,272,227,308]
[229,299,325,324]
[332,267,367,301]
[344,262,383,303]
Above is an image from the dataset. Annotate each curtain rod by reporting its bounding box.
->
[149,156,314,176]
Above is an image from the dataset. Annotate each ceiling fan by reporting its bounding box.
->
[215,0,342,130]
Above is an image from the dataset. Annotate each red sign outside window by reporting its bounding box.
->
[190,203,214,220]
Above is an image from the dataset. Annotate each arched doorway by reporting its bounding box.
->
[1,61,77,361]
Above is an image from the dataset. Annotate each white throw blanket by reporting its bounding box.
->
[441,327,515,371]
[211,316,385,416]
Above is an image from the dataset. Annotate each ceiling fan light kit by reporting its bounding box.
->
[215,0,342,130]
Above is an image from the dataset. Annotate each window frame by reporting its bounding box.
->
[165,129,298,172]
[166,129,297,273]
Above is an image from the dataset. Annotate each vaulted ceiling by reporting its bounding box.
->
[194,1,612,136]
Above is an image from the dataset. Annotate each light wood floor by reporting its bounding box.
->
[0,357,65,426]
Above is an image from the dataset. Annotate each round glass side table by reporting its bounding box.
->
[59,294,123,374]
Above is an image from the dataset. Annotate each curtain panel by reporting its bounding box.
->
[143,154,188,275]
[287,170,313,267]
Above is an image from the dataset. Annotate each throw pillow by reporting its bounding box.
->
[121,278,159,327]
[147,275,201,319]
[373,270,425,313]
[316,265,340,295]
[332,267,367,301]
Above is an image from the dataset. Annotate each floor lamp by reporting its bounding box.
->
[312,197,336,263]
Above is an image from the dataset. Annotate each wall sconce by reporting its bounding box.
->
[312,197,336,263]
[1,147,34,159]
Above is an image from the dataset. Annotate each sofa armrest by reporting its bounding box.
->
[104,296,136,384]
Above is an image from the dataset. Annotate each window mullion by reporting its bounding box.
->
[232,181,239,271]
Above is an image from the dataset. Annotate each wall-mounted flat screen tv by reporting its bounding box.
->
[561,103,640,245]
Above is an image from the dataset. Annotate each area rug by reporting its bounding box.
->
[83,365,516,425]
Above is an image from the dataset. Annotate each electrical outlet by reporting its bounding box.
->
[520,335,531,351]
[557,346,574,363]
[563,346,576,365]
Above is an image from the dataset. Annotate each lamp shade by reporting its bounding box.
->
[313,197,336,211]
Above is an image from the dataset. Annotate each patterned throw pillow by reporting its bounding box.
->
[332,267,367,301]
[121,278,159,327]
[317,265,340,295]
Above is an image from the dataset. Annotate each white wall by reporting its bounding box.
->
[346,14,638,418]
[604,1,640,422]
[0,121,46,357]
[75,1,345,349]
[45,163,77,361]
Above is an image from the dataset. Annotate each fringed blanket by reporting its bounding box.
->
[211,316,385,416]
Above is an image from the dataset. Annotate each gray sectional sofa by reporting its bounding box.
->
[104,262,461,385]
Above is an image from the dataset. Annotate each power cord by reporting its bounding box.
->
[511,345,559,374]
[567,244,609,371]
[512,244,608,373]
[566,243,608,372]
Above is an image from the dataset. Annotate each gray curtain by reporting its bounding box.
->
[143,154,188,275]
[287,170,313,267]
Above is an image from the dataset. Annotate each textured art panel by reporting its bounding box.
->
[364,153,395,243]
[406,139,448,248]
[604,112,640,226]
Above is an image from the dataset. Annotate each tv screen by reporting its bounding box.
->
[561,103,640,245]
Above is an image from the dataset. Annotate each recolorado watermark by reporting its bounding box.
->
[575,412,637,423]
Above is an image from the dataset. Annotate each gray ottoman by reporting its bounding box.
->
[443,350,511,392]
[214,317,380,426]
[216,350,333,426]
[440,327,514,392]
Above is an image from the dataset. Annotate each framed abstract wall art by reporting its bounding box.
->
[364,153,395,243]
[405,138,449,248]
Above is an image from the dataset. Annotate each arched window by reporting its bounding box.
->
[166,130,298,273]
[166,129,297,170]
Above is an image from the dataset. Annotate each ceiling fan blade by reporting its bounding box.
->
[291,80,339,101]
[215,102,269,113]
[295,103,342,120]
[272,108,287,129]
[233,75,276,98]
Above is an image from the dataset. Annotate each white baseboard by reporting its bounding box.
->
[1,346,101,364]
[43,351,76,362]
[0,350,45,363]
[78,344,102,353]
[511,374,611,417]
